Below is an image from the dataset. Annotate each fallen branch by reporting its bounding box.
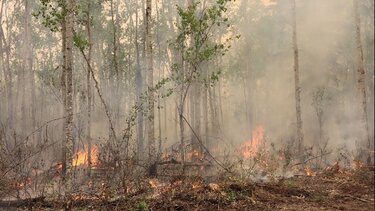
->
[181,115,232,173]
[344,194,372,203]
[290,152,332,167]
[0,197,45,208]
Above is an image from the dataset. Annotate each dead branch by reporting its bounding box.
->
[344,194,372,203]
[181,114,232,173]
[79,48,117,141]
[290,152,332,167]
[0,197,45,208]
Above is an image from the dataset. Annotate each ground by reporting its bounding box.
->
[0,165,373,210]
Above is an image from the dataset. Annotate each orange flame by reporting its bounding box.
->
[304,166,316,177]
[241,126,265,158]
[149,179,161,189]
[72,145,98,167]
[191,182,203,189]
[352,160,364,170]
[16,178,32,188]
[186,149,202,161]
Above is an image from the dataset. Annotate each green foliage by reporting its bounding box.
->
[135,200,149,211]
[73,33,90,51]
[225,189,237,202]
[174,0,232,64]
[171,0,236,85]
[33,0,66,32]
[210,69,222,83]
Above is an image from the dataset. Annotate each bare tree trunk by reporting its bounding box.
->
[146,0,155,164]
[178,51,186,163]
[135,3,144,161]
[353,0,371,164]
[203,72,209,149]
[86,0,92,173]
[63,0,75,199]
[291,0,304,154]
[110,0,119,142]
[155,0,162,158]
[21,0,35,144]
[61,4,67,178]
[0,0,13,135]
[193,82,201,154]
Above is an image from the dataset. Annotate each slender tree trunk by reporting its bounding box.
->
[109,0,119,142]
[21,0,35,144]
[63,0,75,198]
[155,0,162,158]
[193,81,201,154]
[353,0,371,164]
[86,0,92,173]
[135,3,144,161]
[291,0,304,154]
[61,4,67,178]
[0,2,13,135]
[146,0,155,164]
[189,85,195,148]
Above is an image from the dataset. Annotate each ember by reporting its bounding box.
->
[304,166,316,177]
[149,179,161,189]
[186,149,202,161]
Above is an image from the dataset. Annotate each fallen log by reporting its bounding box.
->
[0,197,45,208]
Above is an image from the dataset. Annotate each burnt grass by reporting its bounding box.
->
[2,166,374,211]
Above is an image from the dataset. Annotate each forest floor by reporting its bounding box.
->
[1,165,374,211]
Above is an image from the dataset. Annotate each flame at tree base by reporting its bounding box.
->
[240,126,265,158]
[72,145,99,168]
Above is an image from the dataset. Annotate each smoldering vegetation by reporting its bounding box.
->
[0,0,373,203]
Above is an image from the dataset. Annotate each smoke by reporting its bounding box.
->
[0,0,373,172]
[217,0,374,160]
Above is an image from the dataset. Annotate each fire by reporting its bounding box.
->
[304,166,316,177]
[186,149,202,161]
[352,160,364,170]
[72,145,99,167]
[191,182,203,189]
[149,178,163,189]
[241,126,265,158]
[15,178,32,188]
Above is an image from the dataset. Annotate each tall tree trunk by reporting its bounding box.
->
[353,0,371,164]
[22,0,36,144]
[135,2,144,161]
[146,0,155,164]
[61,3,67,178]
[86,0,92,173]
[0,0,13,136]
[291,0,304,154]
[63,0,75,198]
[155,0,162,158]
[202,70,209,149]
[193,82,201,154]
[110,0,119,142]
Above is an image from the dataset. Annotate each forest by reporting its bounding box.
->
[0,0,374,210]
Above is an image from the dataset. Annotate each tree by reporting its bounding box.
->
[134,0,145,161]
[353,0,371,164]
[172,0,233,162]
[84,0,93,173]
[291,0,304,154]
[0,0,14,136]
[62,0,75,198]
[146,0,155,164]
[23,0,37,144]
